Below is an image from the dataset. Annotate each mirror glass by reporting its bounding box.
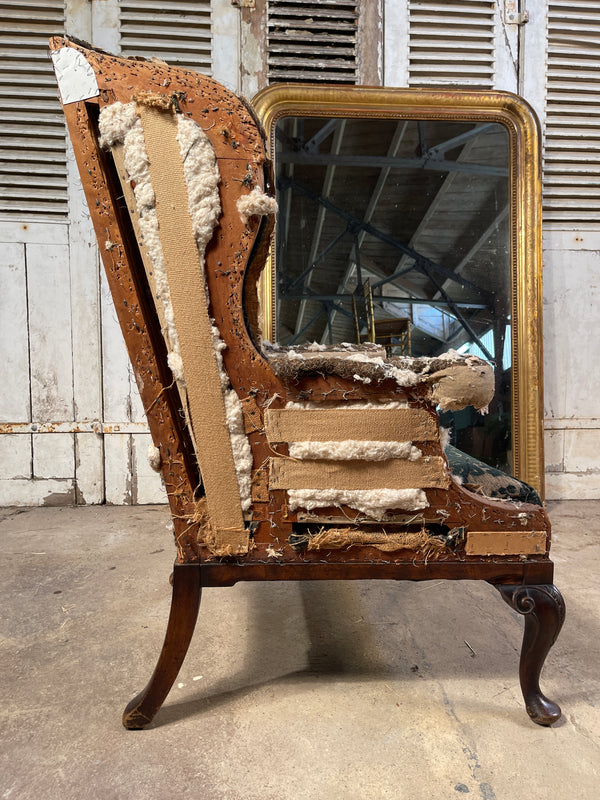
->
[273,115,512,472]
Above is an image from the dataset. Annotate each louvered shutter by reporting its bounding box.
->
[120,0,211,73]
[545,2,600,223]
[267,0,358,83]
[0,1,67,218]
[408,0,495,87]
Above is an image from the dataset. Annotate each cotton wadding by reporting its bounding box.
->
[288,440,422,461]
[287,488,428,519]
[237,185,278,224]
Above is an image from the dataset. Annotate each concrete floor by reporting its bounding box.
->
[0,501,598,800]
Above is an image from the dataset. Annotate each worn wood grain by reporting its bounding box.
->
[0,434,31,480]
[0,242,30,423]
[33,432,74,479]
[27,242,73,423]
[75,432,104,504]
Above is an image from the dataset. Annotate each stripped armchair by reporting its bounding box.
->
[50,37,564,729]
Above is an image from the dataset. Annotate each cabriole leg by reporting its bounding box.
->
[123,562,202,729]
[497,584,565,726]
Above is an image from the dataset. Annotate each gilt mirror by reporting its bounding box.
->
[253,85,544,494]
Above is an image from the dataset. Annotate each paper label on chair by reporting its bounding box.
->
[52,48,100,105]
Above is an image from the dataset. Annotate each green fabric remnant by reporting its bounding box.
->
[445,445,542,506]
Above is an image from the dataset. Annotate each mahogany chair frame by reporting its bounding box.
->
[50,37,565,730]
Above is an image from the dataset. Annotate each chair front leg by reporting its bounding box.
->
[123,561,202,729]
[497,584,566,726]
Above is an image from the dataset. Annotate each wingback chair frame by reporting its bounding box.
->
[50,38,564,730]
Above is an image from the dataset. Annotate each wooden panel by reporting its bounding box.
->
[545,1,600,222]
[408,0,495,87]
[100,267,132,423]
[0,242,30,422]
[0,478,75,506]
[0,434,31,480]
[99,207,149,504]
[32,433,74,479]
[120,0,212,73]
[75,432,104,505]
[267,0,358,83]
[104,433,133,505]
[67,145,103,423]
[129,371,146,423]
[26,242,73,422]
[132,432,167,505]
[0,220,68,245]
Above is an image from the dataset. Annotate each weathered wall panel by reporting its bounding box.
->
[543,230,600,499]
[132,433,167,505]
[27,242,73,424]
[0,241,30,423]
[75,431,104,504]
[0,435,31,480]
[104,433,133,505]
[33,432,74,479]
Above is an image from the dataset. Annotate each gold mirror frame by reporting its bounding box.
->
[252,84,544,496]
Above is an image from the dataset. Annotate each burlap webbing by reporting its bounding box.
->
[264,408,437,443]
[303,528,448,553]
[139,105,247,553]
[269,456,448,490]
[110,142,198,457]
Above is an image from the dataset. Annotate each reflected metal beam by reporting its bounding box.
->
[433,205,509,300]
[304,118,341,152]
[323,121,409,342]
[284,294,486,309]
[293,120,347,336]
[283,226,350,293]
[278,151,508,178]
[279,176,492,301]
[425,123,496,158]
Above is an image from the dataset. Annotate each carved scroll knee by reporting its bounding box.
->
[497,584,566,726]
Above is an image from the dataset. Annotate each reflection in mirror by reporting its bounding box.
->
[273,116,512,472]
